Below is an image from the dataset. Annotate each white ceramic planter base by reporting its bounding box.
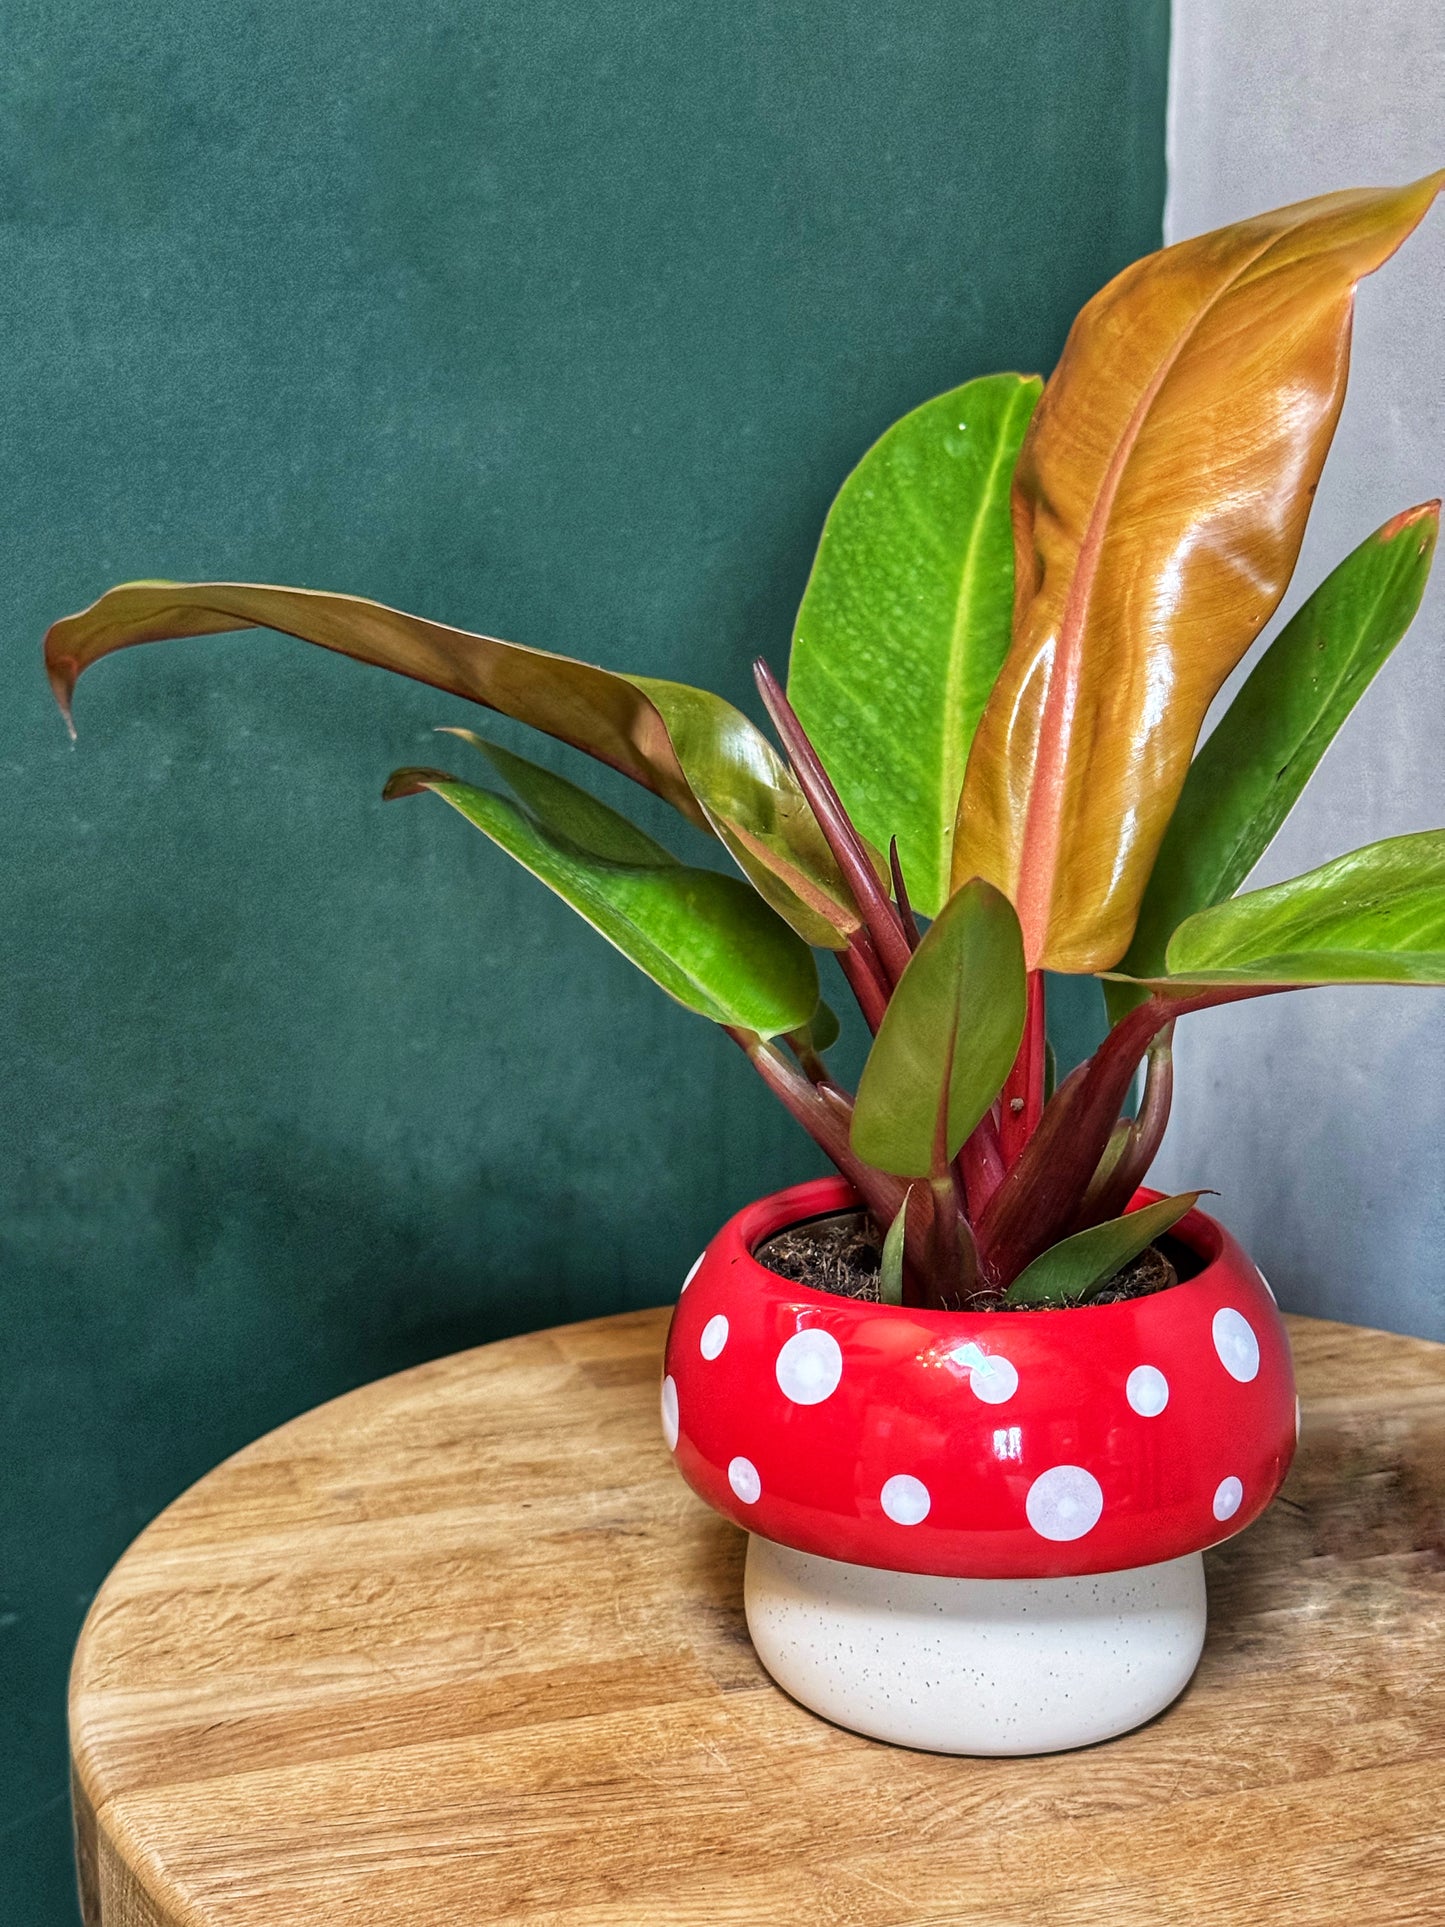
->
[744,1535,1207,1755]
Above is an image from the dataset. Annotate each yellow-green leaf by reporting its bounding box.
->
[879,1191,911,1306]
[384,739,820,1036]
[1121,502,1440,990]
[850,879,1026,1177]
[788,374,1040,914]
[1003,1192,1200,1307]
[1157,830,1445,987]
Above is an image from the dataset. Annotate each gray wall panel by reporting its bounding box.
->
[1158,0,1445,1337]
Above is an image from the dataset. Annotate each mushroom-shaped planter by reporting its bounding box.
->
[663,1176,1296,1755]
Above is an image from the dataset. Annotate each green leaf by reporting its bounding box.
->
[788,374,1041,916]
[879,1191,911,1306]
[1003,1193,1201,1307]
[1121,502,1440,989]
[630,674,855,947]
[44,581,855,949]
[850,879,1027,1177]
[794,999,841,1055]
[383,739,820,1036]
[1157,830,1445,987]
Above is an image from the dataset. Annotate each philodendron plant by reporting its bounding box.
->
[46,177,1445,1312]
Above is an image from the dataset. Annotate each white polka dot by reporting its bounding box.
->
[775,1327,843,1405]
[1258,1268,1277,1304]
[728,1456,761,1505]
[699,1314,729,1360]
[1213,1475,1243,1521]
[681,1253,704,1293]
[1126,1364,1170,1417]
[1213,1307,1260,1382]
[952,1342,1018,1404]
[880,1474,931,1525]
[1026,1465,1104,1542]
[660,1375,679,1451]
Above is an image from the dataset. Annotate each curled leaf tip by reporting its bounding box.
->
[44,651,79,739]
[381,766,454,802]
[1379,500,1441,541]
[752,656,782,701]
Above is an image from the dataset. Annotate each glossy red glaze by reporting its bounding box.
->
[663,1177,1296,1579]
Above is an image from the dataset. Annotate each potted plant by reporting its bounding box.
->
[45,175,1445,1755]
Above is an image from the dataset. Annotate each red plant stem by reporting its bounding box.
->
[888,837,921,951]
[999,970,1047,1168]
[955,1210,981,1302]
[956,1124,1005,1222]
[838,937,889,1032]
[726,1027,907,1232]
[928,1176,978,1306]
[753,660,914,989]
[913,1021,982,1306]
[784,1030,836,1088]
[914,1020,963,1308]
[976,986,1280,1287]
[1076,1118,1131,1219]
[1076,1024,1177,1231]
[1022,972,1047,1136]
[895,1185,927,1308]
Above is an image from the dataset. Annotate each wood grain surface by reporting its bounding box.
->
[70,1309,1445,1926]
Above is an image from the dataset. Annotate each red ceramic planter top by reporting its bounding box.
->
[663,1177,1297,1579]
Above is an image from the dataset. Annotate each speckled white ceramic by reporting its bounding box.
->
[744,1535,1207,1755]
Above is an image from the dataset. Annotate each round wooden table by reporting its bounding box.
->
[71,1308,1445,1926]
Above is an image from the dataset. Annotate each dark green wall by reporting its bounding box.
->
[1,3,1165,1915]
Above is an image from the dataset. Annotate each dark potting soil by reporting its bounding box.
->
[755,1209,1198,1310]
